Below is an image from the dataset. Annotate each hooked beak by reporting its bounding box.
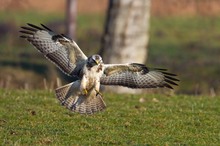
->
[95,59,101,65]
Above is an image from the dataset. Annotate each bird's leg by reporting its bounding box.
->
[80,75,88,96]
[95,89,102,96]
[95,80,102,96]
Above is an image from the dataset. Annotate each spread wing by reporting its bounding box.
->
[20,23,87,76]
[100,63,179,89]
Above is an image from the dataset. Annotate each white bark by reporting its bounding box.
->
[100,0,151,94]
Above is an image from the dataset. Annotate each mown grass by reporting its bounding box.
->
[0,89,219,145]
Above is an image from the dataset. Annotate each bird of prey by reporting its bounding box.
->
[20,23,179,114]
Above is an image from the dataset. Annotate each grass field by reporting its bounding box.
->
[0,89,219,145]
[1,10,220,145]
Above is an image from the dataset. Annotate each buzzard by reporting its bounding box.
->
[20,23,179,114]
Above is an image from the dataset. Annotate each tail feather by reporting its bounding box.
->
[55,81,106,114]
[55,82,74,104]
[73,93,106,114]
[69,92,106,114]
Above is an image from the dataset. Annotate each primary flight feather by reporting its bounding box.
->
[20,23,179,114]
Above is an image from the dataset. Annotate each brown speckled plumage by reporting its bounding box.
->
[20,24,179,115]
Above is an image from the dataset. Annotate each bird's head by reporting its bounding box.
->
[87,54,103,67]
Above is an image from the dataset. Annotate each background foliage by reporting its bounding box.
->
[0,11,220,95]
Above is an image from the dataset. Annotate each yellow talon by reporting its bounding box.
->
[82,89,88,95]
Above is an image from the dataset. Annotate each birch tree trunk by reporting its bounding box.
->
[100,0,151,94]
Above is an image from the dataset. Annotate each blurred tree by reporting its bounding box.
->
[100,0,151,93]
[66,0,77,39]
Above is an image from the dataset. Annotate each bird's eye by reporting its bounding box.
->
[95,55,99,60]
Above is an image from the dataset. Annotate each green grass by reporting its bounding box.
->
[0,89,219,145]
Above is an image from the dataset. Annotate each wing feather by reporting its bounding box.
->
[20,23,87,76]
[100,63,179,89]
